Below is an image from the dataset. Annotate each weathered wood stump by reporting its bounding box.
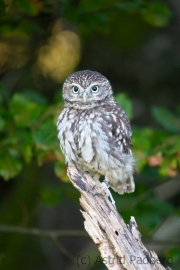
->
[67,163,172,270]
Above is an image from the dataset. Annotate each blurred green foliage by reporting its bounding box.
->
[0,91,62,180]
[0,0,172,37]
[40,184,63,206]
[1,91,179,181]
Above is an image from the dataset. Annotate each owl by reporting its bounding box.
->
[57,70,135,206]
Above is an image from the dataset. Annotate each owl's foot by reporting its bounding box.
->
[103,180,116,209]
[94,180,116,209]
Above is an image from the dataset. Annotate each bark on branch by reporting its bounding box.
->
[67,163,172,270]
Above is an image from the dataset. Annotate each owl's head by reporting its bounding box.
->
[62,70,113,106]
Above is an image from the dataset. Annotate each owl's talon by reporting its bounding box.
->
[103,180,117,210]
[103,179,110,188]
[108,191,116,210]
[93,180,116,209]
[95,182,109,196]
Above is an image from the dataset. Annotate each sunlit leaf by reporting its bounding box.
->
[0,152,22,180]
[141,2,172,27]
[158,155,178,177]
[133,128,152,154]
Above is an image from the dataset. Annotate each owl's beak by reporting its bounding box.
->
[83,92,87,103]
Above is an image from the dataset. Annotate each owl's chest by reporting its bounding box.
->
[58,109,92,156]
[57,108,105,164]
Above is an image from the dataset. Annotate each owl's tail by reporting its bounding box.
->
[110,174,135,195]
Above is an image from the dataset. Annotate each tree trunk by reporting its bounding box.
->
[67,163,172,270]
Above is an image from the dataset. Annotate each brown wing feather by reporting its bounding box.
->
[98,101,132,155]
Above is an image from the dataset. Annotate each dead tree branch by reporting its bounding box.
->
[67,163,172,270]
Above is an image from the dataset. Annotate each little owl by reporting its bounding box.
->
[57,70,135,207]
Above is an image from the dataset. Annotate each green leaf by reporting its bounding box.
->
[158,155,178,177]
[0,128,34,163]
[141,2,172,27]
[22,145,33,163]
[0,152,22,180]
[115,92,133,119]
[40,184,62,206]
[16,131,34,163]
[33,119,59,150]
[152,106,180,132]
[10,93,45,128]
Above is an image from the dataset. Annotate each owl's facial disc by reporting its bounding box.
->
[70,83,102,103]
[70,84,88,102]
[82,85,99,102]
[63,70,113,105]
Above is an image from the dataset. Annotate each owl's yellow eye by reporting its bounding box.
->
[91,85,99,93]
[72,86,79,93]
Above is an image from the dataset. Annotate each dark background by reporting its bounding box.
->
[0,0,180,269]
